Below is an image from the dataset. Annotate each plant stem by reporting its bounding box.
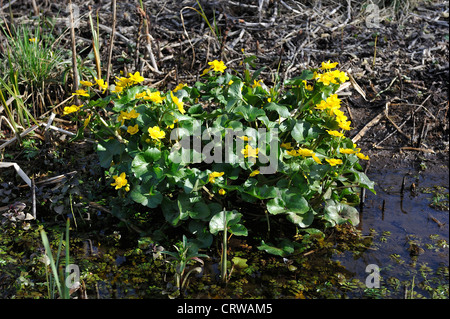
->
[69,0,80,105]
[221,213,228,282]
[106,0,117,86]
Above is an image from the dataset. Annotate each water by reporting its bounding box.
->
[58,166,448,299]
[334,166,449,298]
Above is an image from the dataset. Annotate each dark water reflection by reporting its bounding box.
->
[334,166,449,298]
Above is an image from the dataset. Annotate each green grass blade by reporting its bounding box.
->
[40,229,63,298]
[64,218,71,299]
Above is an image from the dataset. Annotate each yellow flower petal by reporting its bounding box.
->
[339,148,357,154]
[127,124,139,135]
[326,130,344,138]
[249,170,260,177]
[241,144,259,158]
[208,60,227,72]
[145,90,165,104]
[72,89,89,97]
[208,171,224,184]
[320,60,338,70]
[173,83,186,92]
[63,104,82,115]
[357,152,370,160]
[170,91,185,114]
[128,71,145,84]
[148,126,166,141]
[111,172,128,190]
[325,158,343,166]
[80,80,93,87]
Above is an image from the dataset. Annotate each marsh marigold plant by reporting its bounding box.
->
[67,59,375,254]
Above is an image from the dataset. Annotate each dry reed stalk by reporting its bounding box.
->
[106,0,117,86]
[69,0,80,105]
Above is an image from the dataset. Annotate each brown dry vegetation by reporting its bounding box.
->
[2,0,448,170]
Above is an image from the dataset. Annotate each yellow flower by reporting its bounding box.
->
[315,72,336,86]
[312,154,322,164]
[315,100,329,111]
[135,91,147,99]
[111,85,124,95]
[237,136,252,141]
[286,149,298,156]
[320,60,339,70]
[241,144,259,158]
[111,172,128,190]
[115,76,131,88]
[252,79,263,88]
[333,109,347,120]
[29,37,37,43]
[281,142,293,150]
[337,120,352,131]
[173,83,186,92]
[327,94,341,108]
[72,89,89,97]
[218,189,226,195]
[297,148,315,157]
[228,80,234,86]
[83,114,91,128]
[170,91,185,114]
[145,90,165,104]
[208,60,227,73]
[330,70,349,83]
[148,126,166,141]
[80,80,93,87]
[128,109,140,119]
[166,119,178,129]
[208,171,224,184]
[128,71,145,84]
[339,148,357,154]
[118,109,140,124]
[357,152,370,160]
[315,94,341,115]
[325,158,343,166]
[249,170,260,177]
[302,80,314,91]
[200,67,212,76]
[127,124,139,135]
[95,78,108,92]
[63,104,81,115]
[327,130,344,138]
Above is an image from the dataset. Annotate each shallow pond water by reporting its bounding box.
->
[87,166,448,299]
[3,164,446,299]
[333,165,449,298]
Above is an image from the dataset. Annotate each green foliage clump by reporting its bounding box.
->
[66,56,375,254]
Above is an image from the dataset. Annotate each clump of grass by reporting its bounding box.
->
[1,22,65,114]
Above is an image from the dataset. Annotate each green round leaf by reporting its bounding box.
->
[266,197,286,215]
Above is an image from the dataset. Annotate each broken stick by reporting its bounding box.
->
[351,102,387,143]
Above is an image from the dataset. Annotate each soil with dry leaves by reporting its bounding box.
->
[3,0,448,171]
